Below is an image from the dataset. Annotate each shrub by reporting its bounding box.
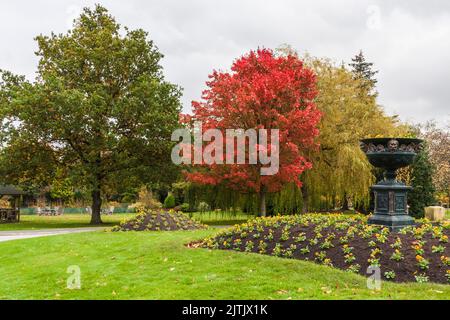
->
[129,202,146,213]
[180,203,190,212]
[138,186,162,209]
[409,147,435,218]
[197,201,210,213]
[163,194,176,209]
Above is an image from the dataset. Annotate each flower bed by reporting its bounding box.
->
[111,210,207,231]
[199,214,450,284]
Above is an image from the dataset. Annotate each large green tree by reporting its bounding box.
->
[0,5,181,224]
[408,146,436,218]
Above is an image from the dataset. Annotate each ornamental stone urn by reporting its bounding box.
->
[360,138,423,231]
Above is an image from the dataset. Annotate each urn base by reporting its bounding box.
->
[368,183,415,231]
[367,213,415,231]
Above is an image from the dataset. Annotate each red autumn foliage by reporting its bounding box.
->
[184,48,321,195]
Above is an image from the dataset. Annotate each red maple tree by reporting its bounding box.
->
[184,49,321,215]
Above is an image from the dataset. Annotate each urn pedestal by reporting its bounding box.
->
[360,138,423,231]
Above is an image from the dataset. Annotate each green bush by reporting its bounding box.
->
[163,194,176,209]
[197,201,210,213]
[180,203,190,212]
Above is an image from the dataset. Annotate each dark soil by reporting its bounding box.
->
[198,215,450,284]
[112,210,207,231]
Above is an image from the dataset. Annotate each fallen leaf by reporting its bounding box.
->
[321,287,332,294]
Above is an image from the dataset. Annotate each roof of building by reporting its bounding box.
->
[0,185,25,196]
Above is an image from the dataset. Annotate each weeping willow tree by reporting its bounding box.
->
[299,55,411,212]
[303,145,374,211]
[183,181,303,216]
[184,182,248,213]
[271,183,304,214]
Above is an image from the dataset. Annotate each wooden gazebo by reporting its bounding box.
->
[0,185,24,223]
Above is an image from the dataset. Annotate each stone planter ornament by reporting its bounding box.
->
[360,138,423,231]
[424,206,446,222]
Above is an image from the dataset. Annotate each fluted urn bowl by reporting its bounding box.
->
[360,138,423,180]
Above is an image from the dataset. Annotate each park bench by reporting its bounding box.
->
[0,208,18,223]
[37,207,63,216]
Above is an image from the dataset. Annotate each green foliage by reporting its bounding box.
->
[180,203,190,212]
[49,168,75,201]
[163,194,176,209]
[271,183,303,214]
[197,201,210,213]
[409,147,436,218]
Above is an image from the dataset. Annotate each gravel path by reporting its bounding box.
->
[0,227,106,243]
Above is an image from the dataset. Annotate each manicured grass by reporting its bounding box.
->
[0,214,135,231]
[191,211,252,226]
[446,209,450,220]
[0,229,449,299]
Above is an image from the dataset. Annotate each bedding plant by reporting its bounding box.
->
[198,214,449,284]
[112,210,207,232]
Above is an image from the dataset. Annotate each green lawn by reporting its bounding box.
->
[0,229,449,300]
[0,214,135,231]
[191,211,252,226]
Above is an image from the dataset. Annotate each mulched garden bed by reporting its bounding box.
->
[198,214,450,284]
[111,210,207,231]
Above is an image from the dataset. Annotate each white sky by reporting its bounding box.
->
[1,0,449,126]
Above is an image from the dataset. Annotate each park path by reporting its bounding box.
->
[0,227,106,243]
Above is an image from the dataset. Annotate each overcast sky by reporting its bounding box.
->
[1,0,449,126]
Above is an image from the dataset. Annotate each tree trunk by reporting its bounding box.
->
[342,192,349,211]
[301,184,309,214]
[259,190,266,217]
[90,185,103,225]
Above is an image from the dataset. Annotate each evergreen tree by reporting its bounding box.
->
[408,147,436,218]
[349,50,378,96]
[164,194,176,209]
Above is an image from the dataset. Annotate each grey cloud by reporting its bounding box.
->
[0,0,448,126]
